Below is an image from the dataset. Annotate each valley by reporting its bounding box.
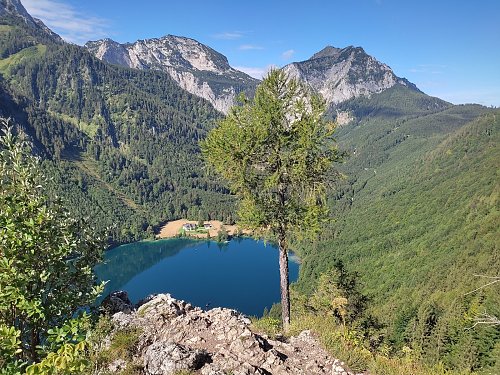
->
[0,0,498,373]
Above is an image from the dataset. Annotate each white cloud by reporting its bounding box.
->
[22,0,110,45]
[212,31,244,40]
[239,44,264,51]
[234,66,266,79]
[281,49,295,60]
[234,65,277,79]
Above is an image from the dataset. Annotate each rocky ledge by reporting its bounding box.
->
[100,291,358,375]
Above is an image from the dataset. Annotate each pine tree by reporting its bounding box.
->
[201,69,342,331]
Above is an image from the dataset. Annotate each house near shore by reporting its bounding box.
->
[182,223,196,231]
[203,223,213,229]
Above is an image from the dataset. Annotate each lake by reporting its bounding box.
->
[95,237,300,317]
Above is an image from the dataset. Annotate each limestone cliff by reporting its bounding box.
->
[85,36,258,114]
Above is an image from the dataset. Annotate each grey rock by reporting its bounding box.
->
[136,293,159,308]
[101,290,134,315]
[107,358,127,372]
[106,293,355,375]
[137,293,194,320]
[200,364,226,375]
[144,341,209,375]
[283,45,419,107]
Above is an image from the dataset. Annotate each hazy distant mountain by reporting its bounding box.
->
[283,45,419,106]
[86,36,259,113]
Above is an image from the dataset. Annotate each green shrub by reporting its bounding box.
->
[0,121,104,373]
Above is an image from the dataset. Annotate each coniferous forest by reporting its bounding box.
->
[0,18,235,243]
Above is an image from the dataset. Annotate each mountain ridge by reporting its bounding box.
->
[1,4,498,371]
[85,35,259,113]
[86,37,425,115]
[0,0,465,115]
[0,0,34,26]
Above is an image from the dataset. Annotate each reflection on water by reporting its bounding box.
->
[95,238,299,316]
[95,238,196,302]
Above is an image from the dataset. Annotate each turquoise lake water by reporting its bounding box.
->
[95,238,299,317]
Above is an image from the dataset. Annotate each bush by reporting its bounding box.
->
[0,121,104,372]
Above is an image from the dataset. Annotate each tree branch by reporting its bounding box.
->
[464,275,500,329]
[464,275,500,296]
[467,313,500,329]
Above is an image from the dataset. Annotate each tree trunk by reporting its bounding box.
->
[30,326,39,362]
[278,232,290,333]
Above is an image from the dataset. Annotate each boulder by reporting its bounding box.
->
[100,290,134,315]
[144,341,209,375]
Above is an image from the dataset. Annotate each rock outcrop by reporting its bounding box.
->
[0,0,36,26]
[85,36,258,113]
[102,292,358,375]
[100,290,134,315]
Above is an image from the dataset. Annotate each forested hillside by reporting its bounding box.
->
[0,17,235,242]
[295,86,499,372]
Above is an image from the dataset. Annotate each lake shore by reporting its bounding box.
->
[157,219,250,239]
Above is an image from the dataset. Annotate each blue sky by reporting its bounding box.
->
[22,0,500,106]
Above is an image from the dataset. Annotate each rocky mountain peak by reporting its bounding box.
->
[86,35,258,113]
[86,38,132,67]
[310,45,342,60]
[153,34,232,72]
[284,45,418,106]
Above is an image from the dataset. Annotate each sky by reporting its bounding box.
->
[22,0,500,107]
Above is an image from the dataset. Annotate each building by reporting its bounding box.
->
[182,223,196,231]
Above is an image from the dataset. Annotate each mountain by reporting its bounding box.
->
[0,0,35,26]
[283,45,418,107]
[0,5,235,243]
[0,0,61,41]
[86,36,259,113]
[282,46,498,372]
[296,92,499,371]
[86,41,421,115]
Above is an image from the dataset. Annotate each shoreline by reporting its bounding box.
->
[157,219,250,240]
